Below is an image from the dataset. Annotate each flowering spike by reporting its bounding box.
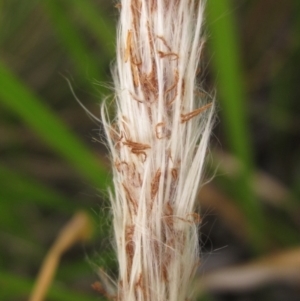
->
[102,1,214,300]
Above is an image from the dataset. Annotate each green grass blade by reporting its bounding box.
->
[64,0,116,59]
[206,1,252,168]
[42,0,108,93]
[206,0,265,249]
[0,62,110,190]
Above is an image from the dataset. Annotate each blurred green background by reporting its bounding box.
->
[0,0,299,300]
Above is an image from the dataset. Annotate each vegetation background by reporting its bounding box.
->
[0,0,299,300]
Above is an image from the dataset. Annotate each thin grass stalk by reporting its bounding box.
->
[102,1,214,300]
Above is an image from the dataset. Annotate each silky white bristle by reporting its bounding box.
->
[102,1,214,300]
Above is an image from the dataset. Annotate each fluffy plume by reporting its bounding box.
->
[102,1,214,300]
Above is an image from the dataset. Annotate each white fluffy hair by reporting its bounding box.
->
[102,1,214,300]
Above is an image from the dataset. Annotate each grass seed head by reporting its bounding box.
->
[102,1,214,300]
